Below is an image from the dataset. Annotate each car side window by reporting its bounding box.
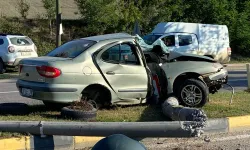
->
[178,35,192,46]
[101,43,140,65]
[120,43,140,65]
[101,45,120,64]
[161,35,175,47]
[0,39,4,45]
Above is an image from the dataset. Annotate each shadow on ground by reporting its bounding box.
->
[0,103,62,117]
[138,104,171,122]
[0,101,173,124]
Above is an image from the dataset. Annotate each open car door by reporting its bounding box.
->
[95,40,149,100]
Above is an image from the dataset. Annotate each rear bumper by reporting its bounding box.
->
[16,79,81,103]
[5,58,24,67]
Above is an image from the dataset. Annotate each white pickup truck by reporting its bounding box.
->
[139,22,231,64]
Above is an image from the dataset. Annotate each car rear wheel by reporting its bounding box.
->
[0,60,6,74]
[177,79,208,107]
[81,88,111,109]
[43,101,69,110]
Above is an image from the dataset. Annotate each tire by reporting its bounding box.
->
[0,60,6,74]
[43,101,69,110]
[0,103,29,115]
[61,107,97,121]
[177,79,208,107]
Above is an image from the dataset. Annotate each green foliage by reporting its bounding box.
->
[74,0,250,56]
[75,0,141,35]
[42,0,57,39]
[42,0,56,20]
[2,0,250,57]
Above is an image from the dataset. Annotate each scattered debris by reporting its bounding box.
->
[162,96,207,137]
[204,135,211,142]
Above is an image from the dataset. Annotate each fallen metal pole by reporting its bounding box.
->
[162,97,207,122]
[0,121,199,138]
[161,97,207,137]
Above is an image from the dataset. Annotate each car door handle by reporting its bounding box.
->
[106,71,115,75]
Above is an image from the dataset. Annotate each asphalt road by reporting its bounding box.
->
[0,79,42,105]
[0,64,247,105]
[224,64,247,92]
[143,129,250,150]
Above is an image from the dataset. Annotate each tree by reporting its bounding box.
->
[17,0,30,19]
[42,0,56,38]
[75,0,121,35]
[136,0,188,33]
[74,0,250,56]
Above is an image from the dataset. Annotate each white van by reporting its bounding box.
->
[141,22,231,63]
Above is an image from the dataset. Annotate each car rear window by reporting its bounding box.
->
[9,37,33,46]
[47,39,96,58]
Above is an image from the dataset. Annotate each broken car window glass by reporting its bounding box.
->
[47,39,96,58]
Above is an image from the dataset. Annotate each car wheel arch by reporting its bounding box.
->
[173,72,204,93]
[81,84,112,105]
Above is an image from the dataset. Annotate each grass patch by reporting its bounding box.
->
[0,92,249,121]
[0,73,18,79]
[0,91,250,138]
[230,55,250,63]
[204,91,250,118]
[0,105,167,122]
[0,70,18,79]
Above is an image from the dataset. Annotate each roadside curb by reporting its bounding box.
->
[1,115,250,150]
[0,136,104,150]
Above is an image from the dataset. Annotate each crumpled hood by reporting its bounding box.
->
[167,51,216,62]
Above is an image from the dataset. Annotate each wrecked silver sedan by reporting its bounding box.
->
[17,33,227,108]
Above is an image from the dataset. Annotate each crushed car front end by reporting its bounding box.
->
[201,63,228,94]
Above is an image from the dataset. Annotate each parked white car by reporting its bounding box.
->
[0,34,38,73]
[140,22,231,64]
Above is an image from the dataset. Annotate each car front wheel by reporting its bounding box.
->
[177,79,208,107]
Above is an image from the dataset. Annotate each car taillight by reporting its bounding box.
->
[19,65,23,73]
[36,66,61,78]
[8,46,15,53]
[227,47,231,55]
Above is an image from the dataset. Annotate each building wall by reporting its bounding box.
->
[0,0,81,20]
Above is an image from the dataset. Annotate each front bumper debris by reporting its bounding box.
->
[202,68,228,94]
[203,68,228,87]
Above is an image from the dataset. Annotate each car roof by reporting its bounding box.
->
[81,33,134,42]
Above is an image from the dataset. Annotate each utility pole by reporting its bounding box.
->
[56,0,61,47]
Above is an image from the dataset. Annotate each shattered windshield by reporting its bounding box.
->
[47,39,96,58]
[142,34,162,45]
